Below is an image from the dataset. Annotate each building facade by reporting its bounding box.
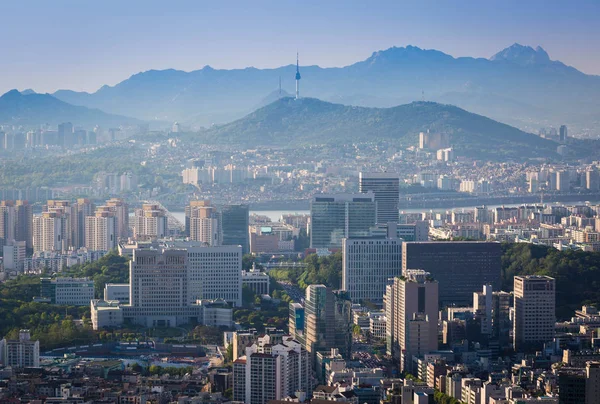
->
[513,275,556,351]
[0,330,39,368]
[359,172,400,224]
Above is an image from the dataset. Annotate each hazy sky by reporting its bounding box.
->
[1,0,599,95]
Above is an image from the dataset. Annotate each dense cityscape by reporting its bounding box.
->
[4,2,600,404]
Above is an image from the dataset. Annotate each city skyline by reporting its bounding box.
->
[1,0,600,94]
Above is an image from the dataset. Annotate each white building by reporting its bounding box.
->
[3,240,26,271]
[241,266,270,296]
[342,226,402,304]
[84,208,117,251]
[0,330,39,368]
[233,335,311,404]
[104,283,130,304]
[41,277,95,306]
[90,300,123,330]
[132,204,168,240]
[33,211,67,253]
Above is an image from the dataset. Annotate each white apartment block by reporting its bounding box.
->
[0,330,39,368]
[33,212,66,253]
[132,204,168,240]
[85,209,117,251]
[3,240,26,271]
[513,275,555,351]
[342,233,402,304]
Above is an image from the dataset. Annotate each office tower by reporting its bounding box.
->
[289,302,305,340]
[473,285,493,336]
[57,122,73,147]
[220,204,249,254]
[492,290,513,350]
[40,277,95,306]
[388,270,438,372]
[559,125,568,143]
[132,203,168,240]
[359,172,400,223]
[402,241,502,306]
[33,211,69,253]
[233,336,311,404]
[3,240,26,271]
[556,170,570,192]
[187,200,221,246]
[128,249,190,327]
[586,169,600,191]
[85,207,117,251]
[513,275,555,351]
[0,330,39,368]
[75,198,95,248]
[187,245,242,306]
[310,192,376,249]
[304,285,352,359]
[106,198,129,239]
[342,224,402,304]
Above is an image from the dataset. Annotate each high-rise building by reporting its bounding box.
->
[132,204,168,240]
[187,245,242,306]
[220,204,249,254]
[513,275,555,351]
[359,172,400,224]
[419,131,450,150]
[342,224,403,304]
[289,302,305,341]
[387,270,438,372]
[74,198,95,248]
[125,245,242,327]
[0,200,32,251]
[310,193,376,249]
[304,285,352,360]
[33,211,69,253]
[402,241,502,306]
[586,169,600,191]
[106,198,129,239]
[57,122,73,147]
[233,335,311,404]
[473,284,493,337]
[44,200,76,250]
[559,125,568,143]
[85,207,117,251]
[187,200,221,246]
[0,330,39,368]
[0,200,16,248]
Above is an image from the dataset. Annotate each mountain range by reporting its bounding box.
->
[196,97,560,160]
[0,90,140,127]
[50,43,600,132]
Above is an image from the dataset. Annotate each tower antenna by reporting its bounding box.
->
[295,52,301,100]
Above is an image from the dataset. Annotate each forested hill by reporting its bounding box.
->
[201,97,559,160]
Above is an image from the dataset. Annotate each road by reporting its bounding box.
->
[276,281,305,303]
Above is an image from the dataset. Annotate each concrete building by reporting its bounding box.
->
[105,198,129,239]
[342,225,403,304]
[557,170,570,192]
[0,200,33,251]
[310,192,376,249]
[0,330,39,368]
[103,283,130,304]
[586,169,600,191]
[132,204,168,240]
[74,198,95,249]
[402,241,502,306]
[233,335,311,404]
[2,240,26,271]
[241,267,270,295]
[33,211,68,253]
[359,172,400,224]
[289,302,305,341]
[513,275,555,351]
[387,270,438,372]
[40,277,95,306]
[187,200,221,246]
[84,207,117,251]
[90,300,124,330]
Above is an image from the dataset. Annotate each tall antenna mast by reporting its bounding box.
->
[295,52,301,100]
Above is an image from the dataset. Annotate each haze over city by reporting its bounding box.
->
[3,2,600,404]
